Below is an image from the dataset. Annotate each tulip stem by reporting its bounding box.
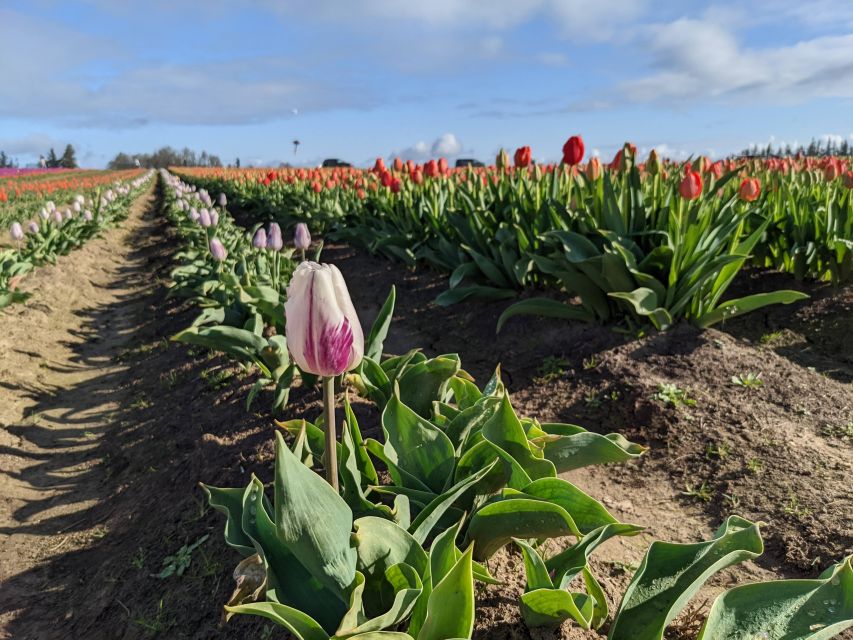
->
[322,376,339,492]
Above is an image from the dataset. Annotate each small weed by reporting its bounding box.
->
[682,481,713,503]
[83,430,96,438]
[608,390,620,401]
[782,494,810,518]
[160,370,180,389]
[794,405,812,416]
[154,534,209,579]
[200,367,232,391]
[90,525,108,540]
[260,626,276,640]
[132,599,172,635]
[821,422,853,442]
[584,391,602,408]
[610,560,639,575]
[131,547,146,570]
[582,355,599,370]
[130,393,152,410]
[731,372,763,388]
[117,342,158,363]
[533,356,570,384]
[705,443,730,459]
[722,492,741,509]
[653,383,696,408]
[746,457,763,474]
[760,330,784,345]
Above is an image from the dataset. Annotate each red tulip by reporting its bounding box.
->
[825,163,840,181]
[393,157,403,172]
[438,158,448,175]
[842,171,853,189]
[738,178,761,202]
[562,135,584,166]
[679,169,703,200]
[373,158,386,173]
[424,159,439,178]
[514,146,531,168]
[390,177,401,193]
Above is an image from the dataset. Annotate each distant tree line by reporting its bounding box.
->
[739,137,851,158]
[107,146,223,169]
[0,144,78,169]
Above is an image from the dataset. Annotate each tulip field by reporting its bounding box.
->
[0,144,851,640]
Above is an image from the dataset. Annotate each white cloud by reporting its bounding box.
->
[622,17,853,104]
[0,133,69,157]
[537,52,569,66]
[391,133,464,161]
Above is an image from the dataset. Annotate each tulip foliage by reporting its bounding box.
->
[204,290,853,639]
[176,144,851,331]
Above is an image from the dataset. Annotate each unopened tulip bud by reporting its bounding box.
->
[209,237,227,261]
[27,221,39,234]
[53,210,63,224]
[284,261,364,376]
[83,210,93,221]
[647,149,660,176]
[217,193,227,207]
[679,169,703,200]
[585,157,602,181]
[252,227,267,248]
[10,222,24,241]
[738,178,761,202]
[562,135,585,166]
[198,209,212,227]
[294,223,311,250]
[267,222,283,251]
[209,209,219,226]
[496,148,510,169]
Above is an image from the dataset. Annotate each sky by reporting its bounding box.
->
[1,0,852,168]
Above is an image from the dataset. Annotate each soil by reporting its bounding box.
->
[0,186,850,640]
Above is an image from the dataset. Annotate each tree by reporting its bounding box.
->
[60,144,78,169]
[235,157,241,168]
[0,151,11,168]
[46,148,59,168]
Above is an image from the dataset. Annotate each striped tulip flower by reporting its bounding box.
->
[284,261,363,377]
[266,222,283,251]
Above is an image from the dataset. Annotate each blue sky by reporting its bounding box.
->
[1,0,852,167]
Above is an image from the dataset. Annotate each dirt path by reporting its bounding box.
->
[0,184,161,638]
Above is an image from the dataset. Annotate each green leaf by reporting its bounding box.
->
[496,298,593,333]
[365,286,396,361]
[520,588,595,629]
[335,564,423,639]
[609,515,765,640]
[200,484,254,556]
[515,538,552,591]
[480,394,555,482]
[696,290,809,328]
[514,477,625,536]
[466,497,577,561]
[396,357,461,419]
[382,394,456,494]
[608,288,673,330]
[539,423,647,472]
[273,432,358,600]
[224,601,328,640]
[416,545,475,640]
[698,556,853,640]
[435,285,516,306]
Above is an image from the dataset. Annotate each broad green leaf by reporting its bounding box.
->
[336,564,423,639]
[200,484,254,555]
[520,589,595,629]
[382,394,456,494]
[609,288,673,330]
[225,601,328,640]
[496,297,593,333]
[609,515,764,640]
[547,522,645,587]
[539,424,646,472]
[698,556,853,640]
[435,285,516,306]
[480,394,555,481]
[515,477,623,535]
[416,545,475,640]
[696,290,809,328]
[397,357,461,419]
[466,497,577,561]
[273,432,357,600]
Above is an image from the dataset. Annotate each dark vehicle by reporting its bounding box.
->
[455,158,484,168]
[321,158,352,168]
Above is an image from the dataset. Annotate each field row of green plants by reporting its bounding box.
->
[0,170,153,308]
[176,142,851,332]
[158,169,852,639]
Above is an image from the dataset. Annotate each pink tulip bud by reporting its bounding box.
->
[10,222,24,241]
[53,210,63,224]
[266,222,283,251]
[217,193,227,207]
[294,222,311,250]
[252,227,267,248]
[209,237,227,261]
[27,221,39,234]
[284,261,364,376]
[209,209,219,226]
[198,209,212,227]
[83,210,93,221]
